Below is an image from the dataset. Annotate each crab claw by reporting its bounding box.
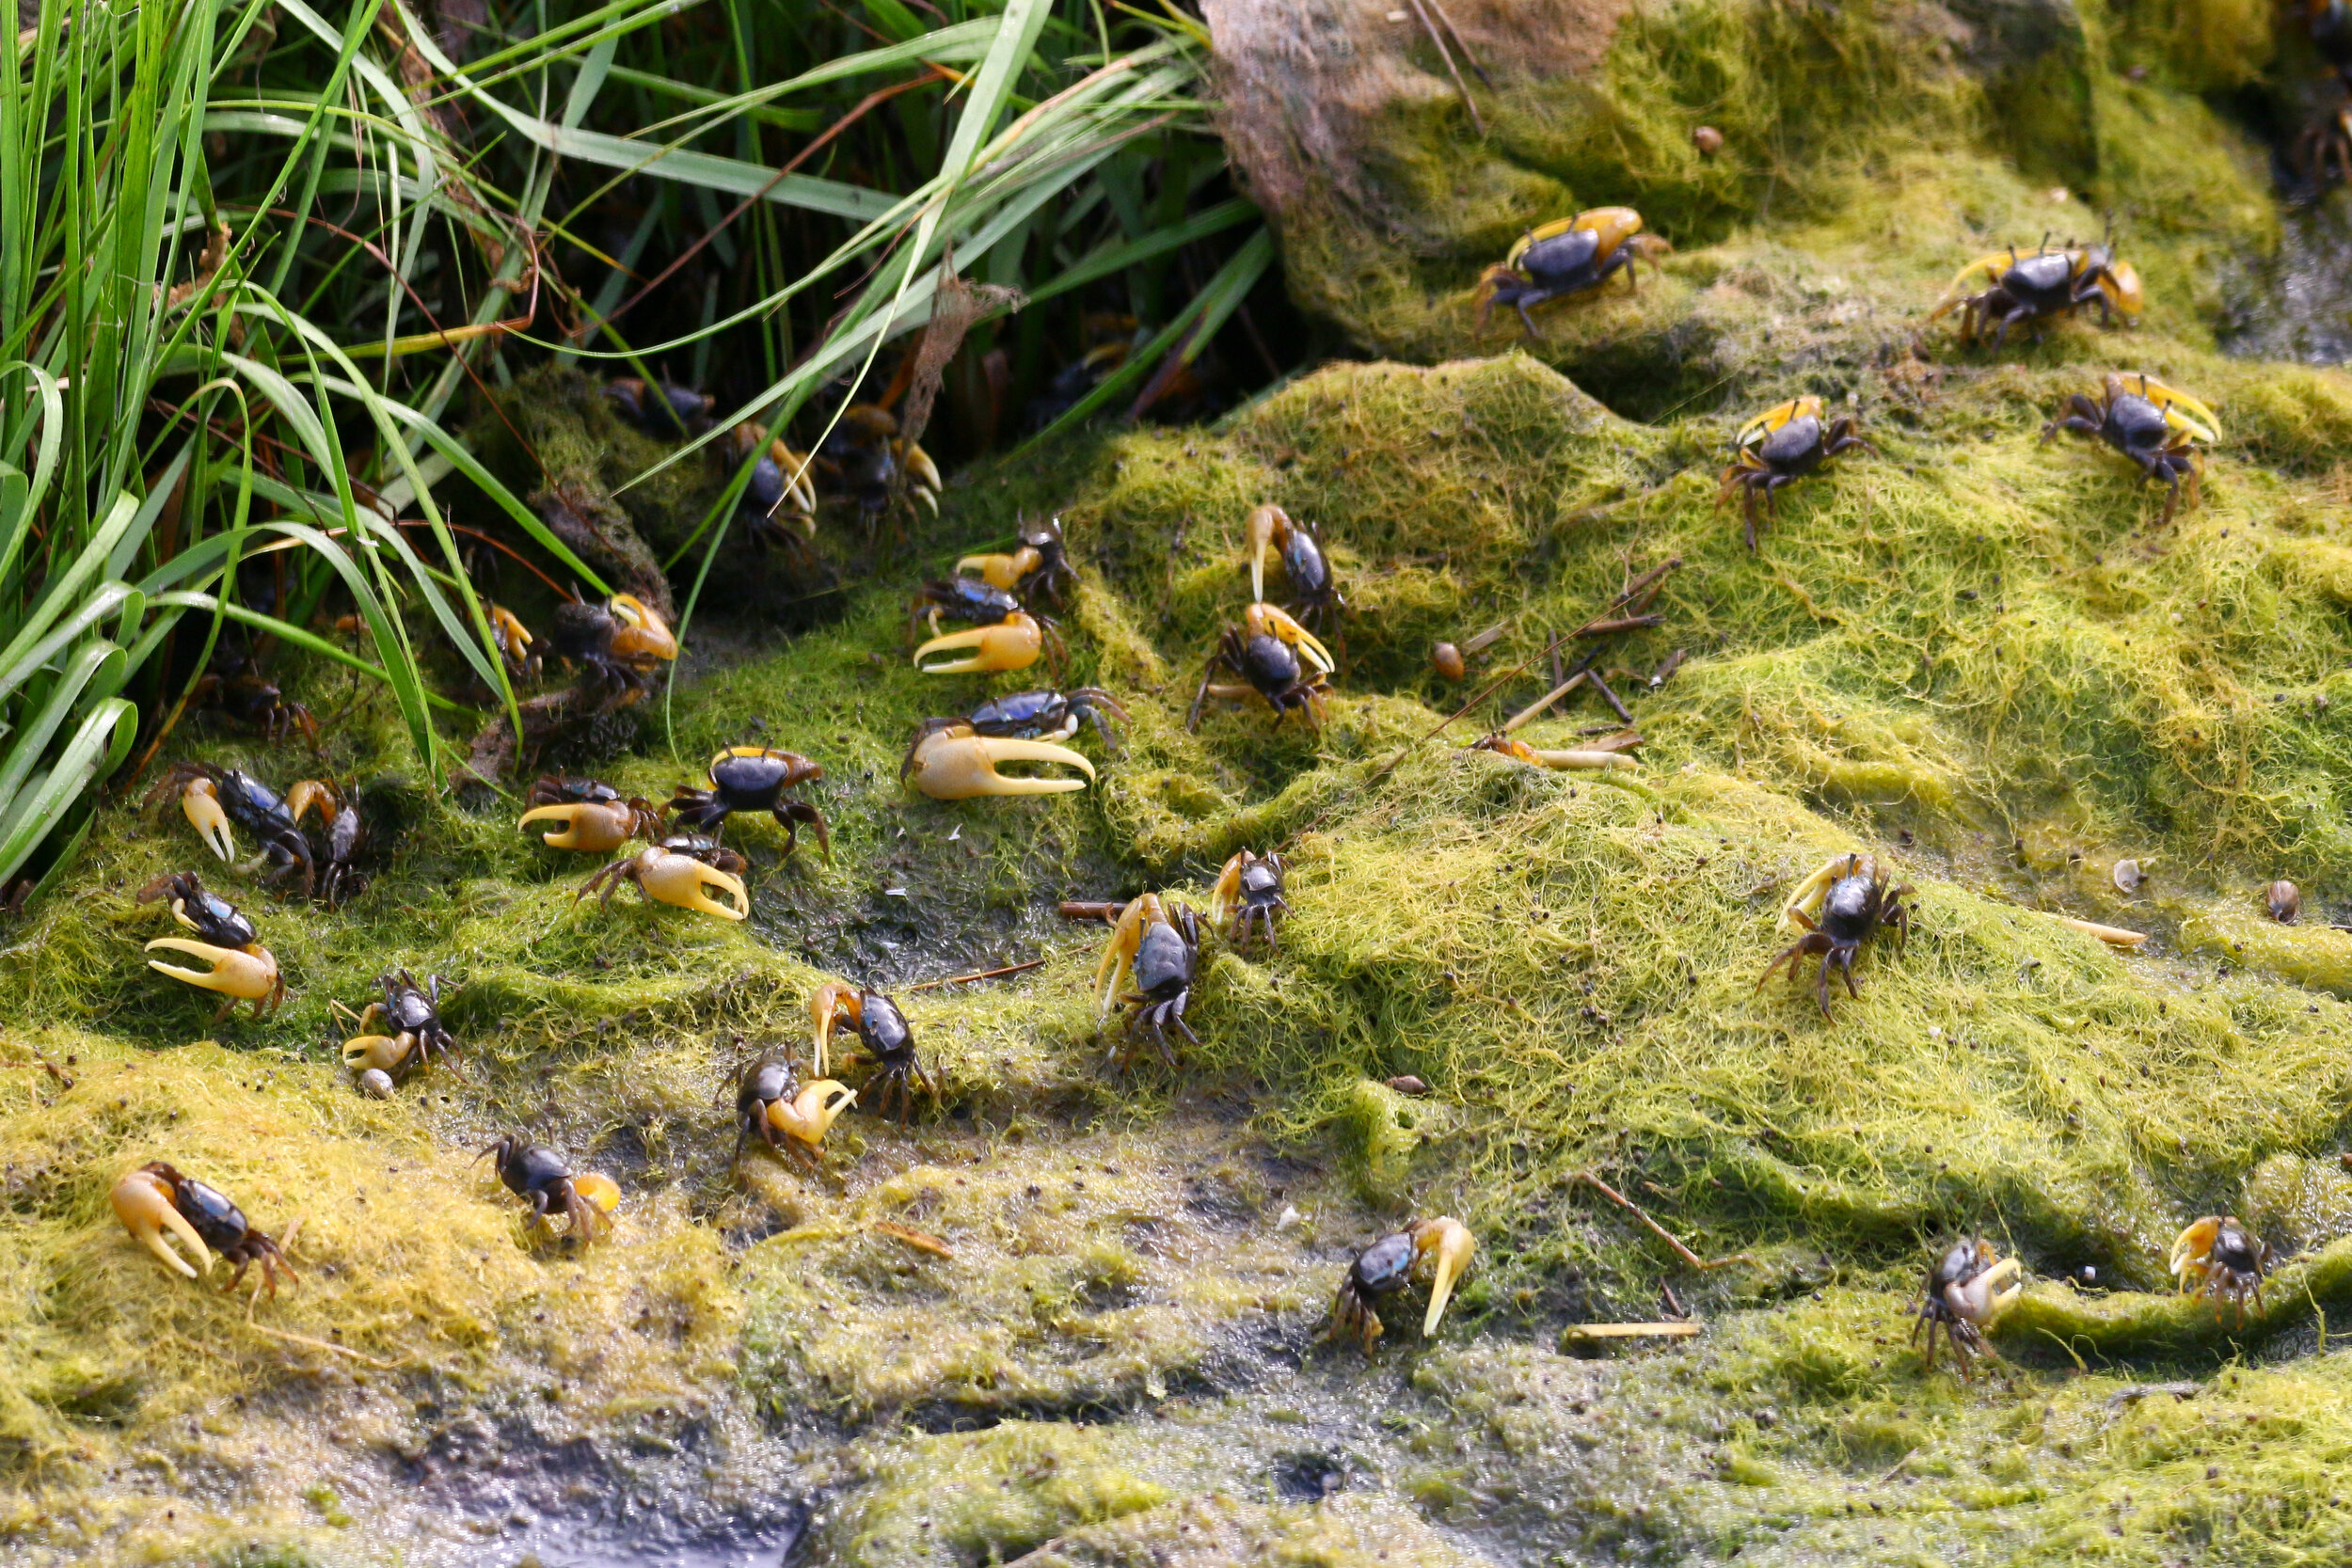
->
[1091,895,1159,1021]
[808,981,860,1078]
[956,550,1027,592]
[637,849,750,922]
[2170,1216,2222,1287]
[914,614,1043,675]
[902,440,942,510]
[342,1034,413,1073]
[1247,503,1286,605]
[768,1080,858,1148]
[904,729,1095,800]
[518,801,636,854]
[284,779,338,826]
[1412,1216,1475,1336]
[1780,853,1866,931]
[1243,602,1333,674]
[1946,1253,2023,1325]
[572,1171,623,1218]
[111,1167,211,1278]
[608,594,679,662]
[181,780,235,862]
[146,938,284,1016]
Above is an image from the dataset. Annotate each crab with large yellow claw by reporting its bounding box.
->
[1477,208,1670,340]
[1246,504,1343,628]
[577,837,751,922]
[2171,1214,2273,1326]
[2042,372,2219,525]
[819,404,941,518]
[144,763,323,895]
[809,981,934,1122]
[1210,849,1288,954]
[548,592,678,710]
[1930,232,2141,349]
[1327,1217,1475,1353]
[1186,603,1334,732]
[1470,733,1640,772]
[729,421,818,543]
[1717,396,1870,551]
[1760,852,1912,1020]
[1091,893,1202,1067]
[958,516,1077,608]
[483,1136,620,1243]
[1910,1236,2022,1376]
[733,1051,858,1168]
[487,603,539,685]
[112,1162,298,1297]
[900,724,1096,800]
[136,871,285,1019]
[516,775,664,854]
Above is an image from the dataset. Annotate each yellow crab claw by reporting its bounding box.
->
[914,614,1044,675]
[1247,503,1286,604]
[572,1171,623,1217]
[1779,853,1866,931]
[2100,259,2144,322]
[1734,395,1821,451]
[1242,602,1333,673]
[901,440,942,494]
[181,780,235,862]
[2170,1216,2222,1285]
[518,801,635,854]
[808,981,859,1078]
[2119,372,2221,444]
[1946,1254,2024,1324]
[774,443,818,517]
[607,594,679,662]
[1414,1216,1475,1336]
[768,1080,858,1147]
[955,548,1034,592]
[1092,895,1159,1021]
[342,1034,413,1073]
[905,729,1095,800]
[146,938,283,1013]
[637,850,750,922]
[111,1167,211,1278]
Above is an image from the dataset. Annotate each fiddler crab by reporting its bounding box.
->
[340,968,464,1081]
[488,603,539,685]
[1758,853,1912,1021]
[810,982,935,1124]
[145,763,326,896]
[292,778,372,909]
[1092,895,1202,1069]
[1209,849,1289,954]
[517,774,664,854]
[899,689,1126,800]
[727,421,818,545]
[578,835,751,923]
[1186,604,1334,733]
[818,404,942,519]
[1247,505,1343,629]
[192,636,317,744]
[2042,372,2218,525]
[732,1049,857,1169]
[1477,207,1670,339]
[1911,1236,2023,1376]
[1470,733,1638,772]
[547,592,678,711]
[909,578,1060,678]
[113,1162,298,1298]
[605,377,714,439]
[668,747,832,861]
[1327,1217,1475,1353]
[482,1135,620,1243]
[2171,1215,2273,1326]
[1718,396,1870,550]
[137,872,284,1019]
[958,516,1078,609]
[1930,233,2141,349]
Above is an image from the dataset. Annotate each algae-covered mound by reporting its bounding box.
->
[14,1,2352,1564]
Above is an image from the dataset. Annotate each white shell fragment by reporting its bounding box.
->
[358,1069,396,1099]
[2112,859,2144,894]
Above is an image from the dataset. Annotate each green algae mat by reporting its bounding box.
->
[19,1,2352,1563]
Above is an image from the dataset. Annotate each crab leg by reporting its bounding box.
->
[904,731,1095,800]
[181,780,236,861]
[111,1168,212,1278]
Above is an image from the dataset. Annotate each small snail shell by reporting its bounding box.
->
[358,1069,396,1099]
[2112,859,2144,894]
[1386,1075,1431,1097]
[1692,125,1724,155]
[2267,879,2301,924]
[1433,642,1466,681]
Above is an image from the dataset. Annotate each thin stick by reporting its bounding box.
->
[1503,673,1585,733]
[1586,670,1635,726]
[242,1323,400,1368]
[1561,1321,1703,1339]
[1605,557,1684,617]
[1419,0,1492,85]
[1057,900,1125,925]
[2050,913,2146,949]
[1573,1172,1760,1271]
[904,958,1048,992]
[1461,621,1512,657]
[1549,632,1565,689]
[1405,0,1485,134]
[1576,614,1664,638]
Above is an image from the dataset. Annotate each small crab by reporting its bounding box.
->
[191,636,318,744]
[2042,372,2219,525]
[727,421,819,541]
[1477,208,1670,339]
[1716,396,1871,550]
[482,1136,620,1243]
[112,1162,298,1297]
[1327,1217,1475,1353]
[817,404,941,518]
[1910,1236,2023,1376]
[1092,894,1201,1068]
[958,516,1078,609]
[810,982,934,1125]
[546,592,679,711]
[909,579,1063,677]
[732,1051,858,1167]
[2171,1215,2274,1326]
[1469,733,1639,772]
[291,778,371,909]
[517,775,663,853]
[1757,853,1912,1020]
[1209,849,1288,954]
[1186,604,1334,733]
[340,969,463,1079]
[666,747,832,860]
[577,838,751,922]
[144,763,318,895]
[605,377,713,438]
[1247,505,1343,628]
[1930,234,2141,348]
[137,871,284,1019]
